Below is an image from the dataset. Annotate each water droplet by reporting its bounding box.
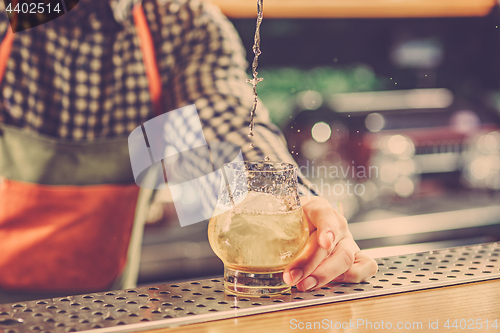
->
[297,129,300,133]
[291,151,294,154]
[248,132,254,137]
[264,156,271,162]
[356,130,359,133]
[249,143,255,148]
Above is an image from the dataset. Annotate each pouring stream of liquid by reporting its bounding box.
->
[246,0,264,140]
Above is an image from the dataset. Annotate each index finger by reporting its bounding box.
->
[301,197,348,251]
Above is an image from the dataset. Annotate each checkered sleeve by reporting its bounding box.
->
[147,0,316,196]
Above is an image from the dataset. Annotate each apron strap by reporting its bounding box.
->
[133,4,163,117]
[0,28,14,88]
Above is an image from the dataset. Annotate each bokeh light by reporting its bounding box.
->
[384,135,415,159]
[365,112,385,132]
[394,177,415,197]
[297,90,323,110]
[311,122,332,143]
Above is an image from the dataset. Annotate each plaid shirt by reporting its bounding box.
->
[0,0,314,193]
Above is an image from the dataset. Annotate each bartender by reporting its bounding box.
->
[0,0,377,302]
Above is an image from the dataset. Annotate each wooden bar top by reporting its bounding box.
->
[156,279,500,332]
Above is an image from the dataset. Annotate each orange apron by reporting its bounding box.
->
[0,5,162,293]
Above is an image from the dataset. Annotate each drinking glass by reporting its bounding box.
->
[208,161,309,295]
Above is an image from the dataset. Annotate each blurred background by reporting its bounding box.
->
[137,0,500,286]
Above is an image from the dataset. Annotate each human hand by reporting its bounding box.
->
[283,196,378,291]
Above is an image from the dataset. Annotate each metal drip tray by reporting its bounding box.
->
[1,243,499,333]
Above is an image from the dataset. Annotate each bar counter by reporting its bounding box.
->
[165,279,500,332]
[0,243,499,333]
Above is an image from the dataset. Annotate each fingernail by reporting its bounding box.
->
[327,232,334,248]
[320,231,334,250]
[302,276,317,291]
[289,268,303,284]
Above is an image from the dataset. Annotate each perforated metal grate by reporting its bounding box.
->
[1,243,499,333]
